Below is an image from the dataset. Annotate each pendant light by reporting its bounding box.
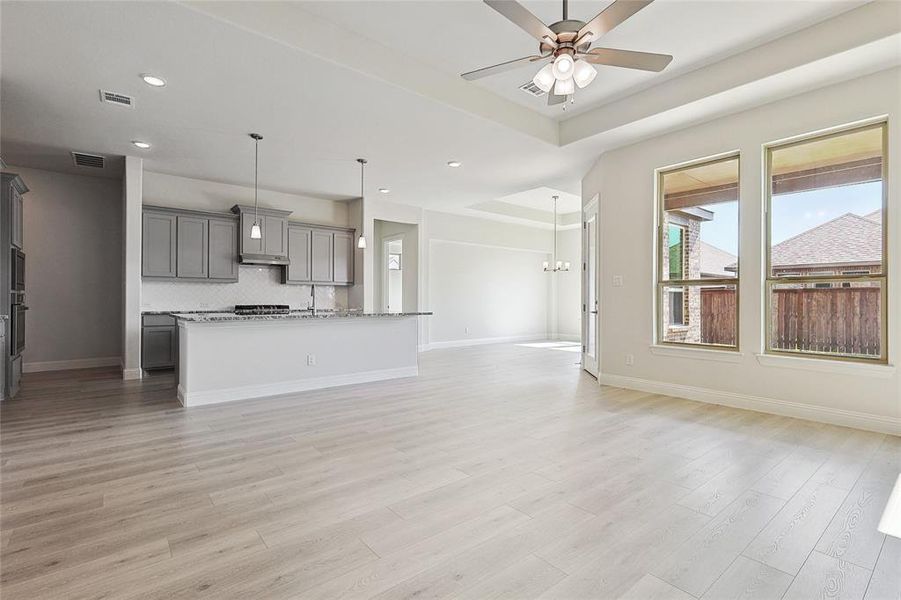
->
[543,195,570,272]
[356,158,367,249]
[249,133,263,240]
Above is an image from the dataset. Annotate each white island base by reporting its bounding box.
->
[176,315,420,407]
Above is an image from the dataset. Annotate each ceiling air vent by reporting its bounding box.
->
[71,151,106,169]
[519,80,546,97]
[99,89,134,108]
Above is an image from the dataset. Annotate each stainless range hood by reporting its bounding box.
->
[231,204,292,266]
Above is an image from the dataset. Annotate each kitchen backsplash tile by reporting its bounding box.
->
[141,265,348,311]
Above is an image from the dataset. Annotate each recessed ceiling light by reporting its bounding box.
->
[378,188,390,194]
[447,161,462,168]
[131,140,151,149]
[140,73,166,87]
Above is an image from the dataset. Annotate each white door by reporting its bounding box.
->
[582,199,599,377]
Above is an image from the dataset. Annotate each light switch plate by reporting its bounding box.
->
[613,275,624,287]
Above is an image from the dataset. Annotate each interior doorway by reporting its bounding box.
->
[382,236,404,313]
[582,197,599,377]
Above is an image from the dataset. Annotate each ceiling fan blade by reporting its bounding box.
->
[483,0,557,43]
[461,55,549,81]
[578,0,654,43]
[580,47,673,71]
[548,92,566,106]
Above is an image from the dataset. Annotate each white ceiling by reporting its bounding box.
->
[297,0,866,119]
[0,0,894,226]
[495,187,582,214]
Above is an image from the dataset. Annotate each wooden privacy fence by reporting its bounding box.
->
[700,289,736,346]
[699,287,882,356]
[770,287,881,357]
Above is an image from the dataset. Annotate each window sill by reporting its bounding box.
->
[755,353,895,378]
[650,345,744,363]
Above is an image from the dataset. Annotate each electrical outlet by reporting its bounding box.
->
[464,327,470,334]
[306,354,316,366]
[613,275,624,287]
[625,354,635,366]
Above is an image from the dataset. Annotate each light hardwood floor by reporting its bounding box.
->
[1,343,898,599]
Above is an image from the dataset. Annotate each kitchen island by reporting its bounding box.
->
[174,311,430,407]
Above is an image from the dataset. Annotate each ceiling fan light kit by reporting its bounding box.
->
[573,59,597,88]
[532,63,556,93]
[462,0,672,107]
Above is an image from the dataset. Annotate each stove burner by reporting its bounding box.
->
[234,304,290,315]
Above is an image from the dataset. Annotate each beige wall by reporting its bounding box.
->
[582,67,900,432]
[142,171,348,228]
[15,166,123,369]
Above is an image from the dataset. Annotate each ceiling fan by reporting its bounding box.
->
[462,0,673,107]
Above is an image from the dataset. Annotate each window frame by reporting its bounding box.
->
[655,151,741,350]
[763,120,888,364]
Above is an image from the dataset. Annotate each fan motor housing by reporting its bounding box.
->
[541,20,590,55]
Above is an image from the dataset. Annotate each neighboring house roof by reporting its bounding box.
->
[863,209,881,223]
[699,241,738,278]
[772,212,882,268]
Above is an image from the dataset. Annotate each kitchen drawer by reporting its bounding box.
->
[142,314,176,327]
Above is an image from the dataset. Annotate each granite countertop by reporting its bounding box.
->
[172,310,432,323]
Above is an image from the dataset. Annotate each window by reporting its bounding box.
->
[765,121,887,362]
[657,154,739,348]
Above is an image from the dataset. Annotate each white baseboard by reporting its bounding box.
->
[23,356,121,373]
[598,373,901,436]
[420,334,547,352]
[121,368,144,381]
[178,365,419,407]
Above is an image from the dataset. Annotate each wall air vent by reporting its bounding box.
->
[71,151,106,169]
[519,81,546,97]
[99,89,134,108]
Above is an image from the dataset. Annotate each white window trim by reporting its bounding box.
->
[755,353,895,378]
[650,344,744,363]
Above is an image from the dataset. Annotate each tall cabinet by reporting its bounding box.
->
[1,173,28,400]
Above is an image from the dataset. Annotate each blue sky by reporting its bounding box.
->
[693,181,882,256]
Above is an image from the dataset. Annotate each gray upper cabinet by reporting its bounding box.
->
[263,215,288,257]
[333,231,354,284]
[284,226,312,283]
[240,212,264,256]
[232,205,291,263]
[142,211,177,278]
[10,186,24,250]
[208,218,238,281]
[311,230,334,283]
[286,225,354,286]
[176,216,209,278]
[143,207,238,282]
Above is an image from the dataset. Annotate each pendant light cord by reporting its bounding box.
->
[254,137,259,224]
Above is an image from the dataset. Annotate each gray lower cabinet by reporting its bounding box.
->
[208,218,238,280]
[142,211,177,277]
[284,226,312,283]
[333,231,354,284]
[142,315,177,370]
[311,230,334,283]
[9,355,22,399]
[176,216,209,278]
